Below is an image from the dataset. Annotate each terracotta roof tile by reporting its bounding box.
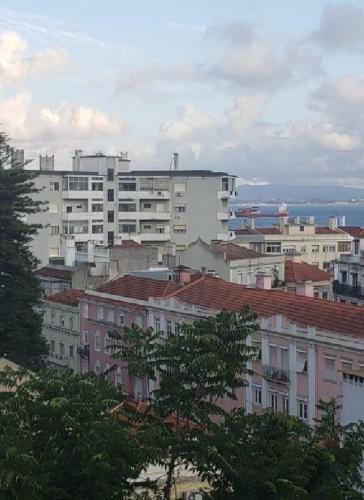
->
[167,276,364,337]
[47,289,84,306]
[81,293,146,311]
[315,227,340,235]
[36,266,74,280]
[285,261,331,283]
[96,275,179,301]
[340,226,364,238]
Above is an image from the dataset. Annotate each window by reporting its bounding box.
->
[269,345,277,367]
[175,205,186,212]
[299,401,308,420]
[155,318,161,334]
[135,315,143,328]
[140,177,169,191]
[108,231,114,245]
[63,176,88,191]
[324,357,335,382]
[50,226,59,235]
[270,393,278,411]
[314,292,319,298]
[95,361,101,375]
[51,310,56,324]
[119,181,136,191]
[116,367,123,386]
[92,224,103,234]
[107,189,114,202]
[174,225,186,234]
[106,309,114,323]
[107,168,114,181]
[92,203,103,212]
[174,322,180,335]
[252,340,262,361]
[167,320,172,335]
[66,206,72,213]
[143,224,152,230]
[92,182,103,191]
[338,241,351,252]
[300,246,306,253]
[82,331,89,344]
[119,223,136,233]
[156,226,165,234]
[69,345,74,358]
[282,396,289,414]
[300,225,304,232]
[323,262,330,270]
[354,240,360,255]
[322,291,328,300]
[97,307,104,321]
[119,203,136,212]
[352,273,358,287]
[281,348,289,370]
[60,315,65,327]
[95,331,101,351]
[254,387,262,405]
[59,342,64,357]
[312,245,319,253]
[340,271,347,284]
[342,360,352,371]
[50,181,60,191]
[135,377,143,400]
[143,203,152,209]
[221,177,229,191]
[107,210,114,223]
[118,313,124,326]
[296,351,307,373]
[63,220,88,234]
[323,245,336,253]
[50,339,55,354]
[266,242,281,253]
[104,335,111,354]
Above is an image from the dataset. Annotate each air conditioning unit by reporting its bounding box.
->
[184,492,202,500]
[157,191,162,195]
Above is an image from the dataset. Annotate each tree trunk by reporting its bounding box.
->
[163,452,177,500]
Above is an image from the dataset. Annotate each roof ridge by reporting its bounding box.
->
[163,275,208,299]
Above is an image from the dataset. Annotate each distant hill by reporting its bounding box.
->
[236,184,364,203]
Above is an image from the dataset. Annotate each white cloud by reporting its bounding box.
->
[0,31,70,87]
[0,90,31,136]
[227,94,268,136]
[333,76,364,105]
[213,41,289,87]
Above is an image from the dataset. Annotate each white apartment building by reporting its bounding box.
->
[233,216,353,271]
[26,151,236,265]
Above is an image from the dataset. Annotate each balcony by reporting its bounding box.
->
[48,353,69,367]
[262,364,290,383]
[77,344,89,359]
[217,212,230,221]
[333,280,364,300]
[119,211,170,221]
[140,233,171,242]
[118,191,171,200]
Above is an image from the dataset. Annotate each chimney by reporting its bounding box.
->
[279,216,289,233]
[201,266,206,276]
[87,240,95,263]
[175,265,192,284]
[11,148,25,168]
[73,149,82,171]
[329,216,338,231]
[39,154,54,171]
[256,273,272,290]
[173,152,179,170]
[61,236,75,267]
[296,280,314,298]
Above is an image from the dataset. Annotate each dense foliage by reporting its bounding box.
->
[0,133,47,368]
[0,369,152,500]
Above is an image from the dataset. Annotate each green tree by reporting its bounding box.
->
[0,368,151,500]
[0,133,47,368]
[111,309,258,500]
[198,402,364,500]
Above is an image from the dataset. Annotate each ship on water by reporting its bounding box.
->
[235,202,289,219]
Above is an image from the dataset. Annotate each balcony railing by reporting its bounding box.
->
[262,364,290,383]
[77,344,89,359]
[333,280,364,299]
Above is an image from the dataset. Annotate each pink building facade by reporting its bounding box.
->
[79,274,364,424]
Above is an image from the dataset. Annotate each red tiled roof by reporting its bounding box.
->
[96,275,179,301]
[36,266,73,280]
[47,289,84,306]
[82,293,146,311]
[285,261,331,283]
[256,228,281,235]
[113,240,142,249]
[340,226,364,238]
[212,242,264,260]
[167,276,364,337]
[315,227,340,235]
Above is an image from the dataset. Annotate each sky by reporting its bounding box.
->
[1,1,364,187]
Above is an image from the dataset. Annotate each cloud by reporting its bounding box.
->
[0,31,70,87]
[0,91,121,145]
[207,20,253,45]
[312,3,364,51]
[213,41,288,87]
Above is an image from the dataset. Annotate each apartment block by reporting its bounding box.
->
[334,226,364,305]
[233,216,353,270]
[24,151,236,266]
[77,274,364,425]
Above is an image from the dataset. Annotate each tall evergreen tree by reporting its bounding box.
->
[0,132,47,368]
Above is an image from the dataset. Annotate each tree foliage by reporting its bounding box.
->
[0,369,151,500]
[0,133,47,368]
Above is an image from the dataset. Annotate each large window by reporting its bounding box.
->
[270,393,278,411]
[338,241,351,252]
[107,189,114,202]
[140,177,169,191]
[266,242,281,253]
[92,203,103,212]
[298,401,308,420]
[92,182,103,191]
[92,223,103,234]
[119,222,136,233]
[119,180,136,191]
[108,210,114,223]
[324,357,335,382]
[221,177,229,191]
[63,176,88,191]
[269,345,277,367]
[63,220,88,234]
[119,203,136,212]
[107,168,114,181]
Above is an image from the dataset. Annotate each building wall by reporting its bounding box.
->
[42,301,80,372]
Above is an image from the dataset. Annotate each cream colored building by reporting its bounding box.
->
[233,216,353,270]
